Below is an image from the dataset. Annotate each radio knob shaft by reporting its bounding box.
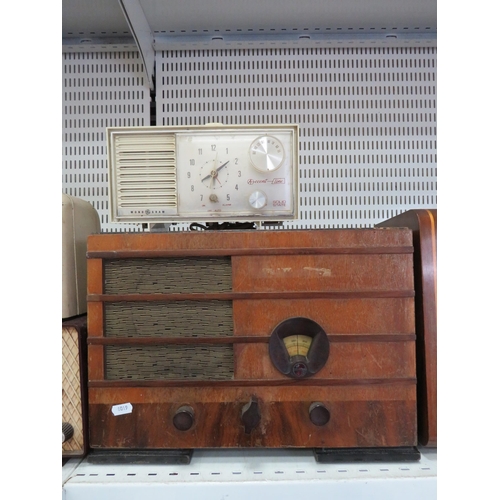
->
[173,406,195,431]
[309,402,330,426]
[241,397,261,434]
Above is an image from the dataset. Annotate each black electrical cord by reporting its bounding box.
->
[189,222,257,231]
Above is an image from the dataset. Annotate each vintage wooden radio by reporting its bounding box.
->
[62,314,89,458]
[62,193,99,459]
[377,209,437,447]
[86,228,418,460]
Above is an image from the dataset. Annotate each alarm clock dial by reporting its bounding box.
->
[200,158,230,190]
[175,128,296,220]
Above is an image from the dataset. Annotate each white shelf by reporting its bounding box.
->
[62,447,436,500]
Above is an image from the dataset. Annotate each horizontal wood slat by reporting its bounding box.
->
[89,378,416,388]
[87,229,413,255]
[88,334,416,345]
[88,246,414,259]
[88,290,415,302]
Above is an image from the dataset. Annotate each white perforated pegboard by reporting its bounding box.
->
[61,46,436,231]
[62,50,150,232]
[156,46,436,228]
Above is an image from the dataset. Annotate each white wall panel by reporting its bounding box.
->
[62,46,436,231]
[156,46,437,228]
[62,51,150,232]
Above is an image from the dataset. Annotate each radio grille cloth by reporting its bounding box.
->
[105,345,234,380]
[104,257,232,294]
[62,327,84,452]
[105,301,233,337]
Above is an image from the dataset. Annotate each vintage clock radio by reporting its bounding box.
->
[86,124,419,461]
[106,124,299,224]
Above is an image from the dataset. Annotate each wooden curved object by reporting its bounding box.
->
[377,209,437,447]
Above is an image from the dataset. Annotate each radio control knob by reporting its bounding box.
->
[62,422,74,443]
[248,190,267,209]
[241,397,261,434]
[173,405,195,431]
[309,402,330,426]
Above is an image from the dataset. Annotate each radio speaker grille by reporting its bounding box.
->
[105,345,234,380]
[62,316,88,457]
[104,257,232,294]
[105,301,234,337]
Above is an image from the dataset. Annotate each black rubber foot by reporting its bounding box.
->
[314,446,421,463]
[86,449,193,465]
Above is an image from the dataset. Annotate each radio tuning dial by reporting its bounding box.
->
[269,317,330,379]
[249,135,285,172]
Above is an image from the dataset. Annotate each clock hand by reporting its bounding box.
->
[201,160,230,182]
[216,160,230,171]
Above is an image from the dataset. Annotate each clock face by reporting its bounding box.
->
[175,127,297,220]
[107,124,298,223]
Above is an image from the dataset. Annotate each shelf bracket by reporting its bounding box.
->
[118,0,155,91]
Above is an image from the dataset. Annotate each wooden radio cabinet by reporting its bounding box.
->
[377,209,437,447]
[86,229,418,457]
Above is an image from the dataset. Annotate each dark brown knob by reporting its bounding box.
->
[309,402,330,426]
[241,397,260,434]
[173,405,194,431]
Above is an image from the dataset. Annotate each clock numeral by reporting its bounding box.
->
[235,184,239,190]
[191,185,194,192]
[189,159,195,166]
[200,194,203,201]
[187,172,191,178]
[227,194,231,201]
[198,148,203,155]
[211,144,216,151]
[238,170,241,177]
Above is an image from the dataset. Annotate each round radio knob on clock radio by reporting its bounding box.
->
[249,135,285,172]
[248,190,267,209]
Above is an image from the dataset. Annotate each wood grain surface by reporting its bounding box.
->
[87,228,418,450]
[377,209,437,447]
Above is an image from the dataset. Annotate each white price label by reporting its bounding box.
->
[111,403,133,416]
